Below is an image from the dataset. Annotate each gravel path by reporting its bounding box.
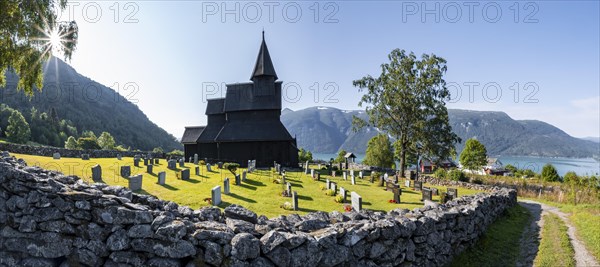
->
[518,200,599,267]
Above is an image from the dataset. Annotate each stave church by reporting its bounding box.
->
[182,33,299,167]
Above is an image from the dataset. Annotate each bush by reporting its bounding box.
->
[434,168,447,179]
[448,169,468,182]
[325,189,336,196]
[472,177,484,184]
[199,160,206,166]
[223,162,240,176]
[334,195,344,203]
[281,202,294,210]
[541,164,560,182]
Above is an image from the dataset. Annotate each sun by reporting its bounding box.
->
[48,28,63,56]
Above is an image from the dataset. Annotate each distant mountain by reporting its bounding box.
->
[581,137,600,143]
[0,57,181,151]
[281,107,600,158]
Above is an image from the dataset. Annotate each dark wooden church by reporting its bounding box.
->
[182,34,299,167]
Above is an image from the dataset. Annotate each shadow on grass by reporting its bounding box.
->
[297,207,319,213]
[298,195,313,201]
[228,193,257,203]
[288,182,304,188]
[182,178,201,184]
[237,183,257,191]
[158,183,179,191]
[244,179,266,187]
[400,201,423,205]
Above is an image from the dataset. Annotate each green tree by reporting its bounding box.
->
[81,130,97,140]
[5,110,31,144]
[0,1,79,95]
[563,171,579,184]
[298,148,313,162]
[363,134,394,168]
[334,150,347,163]
[77,137,100,150]
[541,164,560,182]
[153,147,164,153]
[97,132,116,150]
[223,162,240,176]
[459,138,488,172]
[64,136,78,149]
[353,49,460,177]
[505,164,518,174]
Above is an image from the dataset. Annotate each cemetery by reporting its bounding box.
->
[10,152,482,217]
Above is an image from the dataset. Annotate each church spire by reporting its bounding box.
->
[251,31,278,80]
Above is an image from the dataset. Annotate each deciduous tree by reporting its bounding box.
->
[363,134,394,168]
[459,138,487,172]
[5,110,31,144]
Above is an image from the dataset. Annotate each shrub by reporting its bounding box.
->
[281,202,294,210]
[448,169,468,182]
[370,171,380,183]
[325,189,336,196]
[199,160,206,166]
[472,177,484,184]
[434,168,447,179]
[541,164,560,182]
[334,195,344,203]
[223,162,240,176]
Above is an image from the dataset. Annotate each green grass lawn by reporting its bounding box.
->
[13,153,483,218]
[534,213,576,267]
[450,205,531,267]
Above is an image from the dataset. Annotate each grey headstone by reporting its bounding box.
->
[179,159,184,167]
[181,169,190,180]
[116,154,122,160]
[218,162,223,169]
[81,154,90,160]
[404,179,411,187]
[53,153,60,159]
[292,191,298,211]
[120,166,131,178]
[207,163,212,172]
[167,159,176,169]
[91,165,102,182]
[351,192,362,211]
[310,169,315,178]
[447,188,458,198]
[350,170,354,177]
[189,157,192,163]
[326,179,331,189]
[158,171,166,185]
[414,181,423,191]
[154,158,159,165]
[359,171,364,179]
[421,188,432,201]
[144,158,149,166]
[146,164,153,174]
[431,187,439,196]
[128,175,143,191]
[242,171,247,181]
[212,186,222,206]
[351,175,356,185]
[339,187,347,202]
[343,171,347,180]
[195,166,200,176]
[1,151,10,158]
[330,182,337,193]
[224,178,230,195]
[134,158,140,167]
[235,175,241,186]
[286,182,292,195]
[194,154,198,165]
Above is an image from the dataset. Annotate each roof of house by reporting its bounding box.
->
[344,152,356,158]
[251,31,278,80]
[206,98,225,115]
[181,126,205,144]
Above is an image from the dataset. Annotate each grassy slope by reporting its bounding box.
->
[12,153,482,218]
[450,205,531,267]
[534,213,576,267]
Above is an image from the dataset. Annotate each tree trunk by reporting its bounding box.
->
[400,145,406,178]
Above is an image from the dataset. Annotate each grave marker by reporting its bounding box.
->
[404,179,411,188]
[326,179,331,189]
[224,178,230,194]
[316,173,320,181]
[134,158,140,167]
[292,191,298,211]
[167,159,176,169]
[207,163,212,172]
[194,154,198,165]
[154,158,159,165]
[212,186,222,206]
[310,169,315,178]
[181,169,190,180]
[179,159,184,167]
[330,182,337,193]
[195,166,200,176]
[53,153,60,160]
[128,175,143,191]
[286,182,292,195]
[421,188,432,201]
[235,175,241,186]
[359,171,363,179]
[414,181,423,191]
[431,187,439,196]
[157,171,166,185]
[120,166,131,178]
[351,175,356,185]
[447,188,458,198]
[343,171,347,180]
[242,171,247,181]
[116,154,122,160]
[339,187,347,202]
[81,154,90,160]
[91,165,102,182]
[146,164,153,174]
[351,192,362,211]
[144,158,149,166]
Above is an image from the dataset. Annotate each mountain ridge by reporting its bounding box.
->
[281,106,599,158]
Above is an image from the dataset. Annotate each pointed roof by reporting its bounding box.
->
[251,31,278,80]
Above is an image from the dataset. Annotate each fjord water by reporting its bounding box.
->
[312,153,599,177]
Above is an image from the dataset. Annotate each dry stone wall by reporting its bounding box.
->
[0,154,516,267]
[0,143,164,159]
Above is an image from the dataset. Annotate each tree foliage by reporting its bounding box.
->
[97,132,116,150]
[363,134,394,168]
[64,136,77,149]
[334,150,347,163]
[223,162,240,176]
[353,49,460,177]
[459,138,487,172]
[5,110,30,144]
[541,164,560,182]
[0,1,79,95]
[298,148,313,162]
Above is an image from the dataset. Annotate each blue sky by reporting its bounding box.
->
[57,1,599,139]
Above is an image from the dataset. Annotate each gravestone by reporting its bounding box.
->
[53,153,60,160]
[235,175,241,186]
[194,154,198,165]
[1,151,10,158]
[146,164,153,174]
[292,191,298,211]
[134,158,140,167]
[304,161,309,174]
[81,154,90,160]
[330,182,337,193]
[144,158,149,166]
[120,166,131,178]
[154,158,159,165]
[404,179,411,188]
[318,164,321,169]
[350,170,355,178]
[286,182,292,195]
[326,179,331,189]
[167,159,176,169]
[310,169,315,178]
[421,188,432,201]
[386,180,399,192]
[242,171,247,181]
[414,181,423,191]
[218,162,223,169]
[384,173,389,180]
[359,171,363,179]
[179,159,184,168]
[378,176,385,187]
[281,174,286,185]
[343,171,347,180]
[351,192,362,211]
[116,154,122,160]
[316,173,320,181]
[431,187,439,196]
[339,187,347,202]
[158,171,166,185]
[207,163,212,172]
[332,170,336,178]
[211,186,222,206]
[393,188,401,203]
[351,175,356,185]
[224,178,230,194]
[195,166,200,176]
[181,169,190,180]
[128,175,143,191]
[91,165,102,182]
[189,157,192,163]
[447,188,458,198]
